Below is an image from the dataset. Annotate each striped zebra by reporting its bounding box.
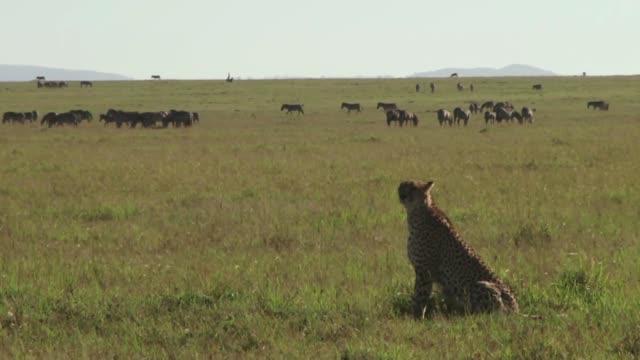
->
[436,109,453,126]
[341,102,362,114]
[281,104,304,115]
[377,102,397,111]
[399,110,419,127]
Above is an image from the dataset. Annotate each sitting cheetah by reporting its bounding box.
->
[398,180,519,318]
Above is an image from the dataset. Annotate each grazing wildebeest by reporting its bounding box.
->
[522,107,535,123]
[484,111,496,125]
[58,81,68,88]
[376,102,397,111]
[456,82,464,91]
[436,109,453,126]
[587,100,609,110]
[41,112,57,127]
[469,102,480,114]
[80,81,93,88]
[399,110,419,127]
[41,112,78,127]
[415,84,421,93]
[450,73,458,77]
[532,84,543,90]
[165,110,193,127]
[281,104,304,115]
[430,82,436,93]
[36,76,45,81]
[70,110,93,123]
[341,102,362,114]
[470,84,474,92]
[493,102,513,112]
[138,112,167,128]
[480,101,494,112]
[2,112,24,124]
[386,109,401,127]
[511,111,524,124]
[151,75,161,80]
[495,107,512,123]
[453,107,471,126]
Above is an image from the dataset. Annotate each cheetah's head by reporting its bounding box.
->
[398,180,434,208]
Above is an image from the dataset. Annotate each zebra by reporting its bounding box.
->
[80,81,93,88]
[340,102,362,114]
[484,111,496,125]
[522,107,535,123]
[469,102,480,114]
[376,102,397,111]
[436,109,453,126]
[281,104,304,115]
[399,110,419,127]
[456,82,464,91]
[386,109,402,126]
[453,107,471,126]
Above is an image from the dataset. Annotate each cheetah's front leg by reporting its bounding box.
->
[413,267,433,319]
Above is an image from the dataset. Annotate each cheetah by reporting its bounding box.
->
[398,180,519,319]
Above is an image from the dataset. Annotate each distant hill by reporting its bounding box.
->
[411,64,556,78]
[0,65,132,81]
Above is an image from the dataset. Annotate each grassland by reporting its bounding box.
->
[1,76,639,359]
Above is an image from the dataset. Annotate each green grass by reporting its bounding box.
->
[1,76,639,358]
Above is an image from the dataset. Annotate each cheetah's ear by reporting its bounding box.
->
[422,181,434,194]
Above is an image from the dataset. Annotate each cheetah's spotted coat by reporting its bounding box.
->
[398,180,519,318]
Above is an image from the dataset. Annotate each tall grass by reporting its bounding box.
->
[1,76,639,358]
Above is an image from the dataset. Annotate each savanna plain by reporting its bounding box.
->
[0,76,639,359]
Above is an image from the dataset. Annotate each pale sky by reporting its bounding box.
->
[2,0,638,79]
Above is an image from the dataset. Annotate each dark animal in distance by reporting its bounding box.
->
[340,102,362,114]
[480,101,494,112]
[151,75,161,80]
[377,102,397,111]
[415,84,421,93]
[430,82,436,93]
[226,73,233,83]
[532,84,543,90]
[281,104,304,115]
[36,76,45,80]
[587,101,609,110]
[470,84,474,92]
[450,73,458,77]
[80,81,93,88]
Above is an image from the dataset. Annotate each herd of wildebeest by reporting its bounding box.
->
[2,109,200,128]
[2,80,611,128]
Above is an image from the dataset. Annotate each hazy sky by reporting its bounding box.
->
[2,0,638,79]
